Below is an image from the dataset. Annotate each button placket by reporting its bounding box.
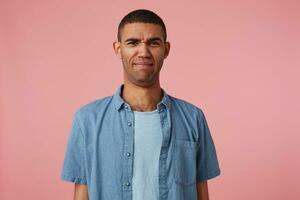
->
[122,107,134,199]
[158,106,171,200]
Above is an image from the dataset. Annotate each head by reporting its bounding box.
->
[113,9,170,87]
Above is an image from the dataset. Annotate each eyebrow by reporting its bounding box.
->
[124,37,163,43]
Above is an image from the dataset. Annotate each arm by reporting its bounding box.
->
[74,183,89,200]
[197,181,209,200]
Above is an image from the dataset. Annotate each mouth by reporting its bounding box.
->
[133,62,153,65]
[133,62,154,68]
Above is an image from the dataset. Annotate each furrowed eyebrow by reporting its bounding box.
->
[124,37,163,43]
[124,38,139,43]
[147,37,163,43]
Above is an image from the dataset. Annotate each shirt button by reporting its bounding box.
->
[126,152,131,157]
[127,122,132,126]
[125,181,131,186]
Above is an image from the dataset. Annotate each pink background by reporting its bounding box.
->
[1,0,299,199]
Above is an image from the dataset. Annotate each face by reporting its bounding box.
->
[113,23,170,87]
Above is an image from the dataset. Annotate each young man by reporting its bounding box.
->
[61,9,221,200]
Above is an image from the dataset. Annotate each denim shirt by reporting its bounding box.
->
[61,84,221,200]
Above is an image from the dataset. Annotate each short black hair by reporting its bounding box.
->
[117,9,167,42]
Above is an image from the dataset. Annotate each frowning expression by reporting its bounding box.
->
[113,23,170,87]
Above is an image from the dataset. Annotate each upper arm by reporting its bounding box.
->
[196,109,221,182]
[197,181,209,200]
[61,113,87,184]
[74,183,89,200]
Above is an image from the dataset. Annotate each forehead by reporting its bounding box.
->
[120,23,164,41]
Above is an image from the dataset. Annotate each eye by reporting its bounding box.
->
[127,41,138,46]
[149,41,160,46]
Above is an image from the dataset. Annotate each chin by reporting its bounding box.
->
[134,80,155,87]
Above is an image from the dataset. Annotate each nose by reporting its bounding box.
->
[137,42,151,58]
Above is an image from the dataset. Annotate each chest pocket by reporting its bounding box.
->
[173,139,198,185]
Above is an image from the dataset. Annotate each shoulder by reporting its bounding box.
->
[73,95,113,119]
[168,95,205,117]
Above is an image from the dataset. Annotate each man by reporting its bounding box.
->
[61,9,220,200]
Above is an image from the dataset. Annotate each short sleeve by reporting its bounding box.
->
[60,113,87,184]
[196,110,221,182]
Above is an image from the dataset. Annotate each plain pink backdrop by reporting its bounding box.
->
[1,0,299,199]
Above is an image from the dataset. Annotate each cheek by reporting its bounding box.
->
[153,51,166,62]
[121,50,135,63]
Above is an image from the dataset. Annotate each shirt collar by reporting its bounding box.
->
[113,84,171,111]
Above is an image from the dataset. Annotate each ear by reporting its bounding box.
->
[113,41,122,59]
[163,41,170,59]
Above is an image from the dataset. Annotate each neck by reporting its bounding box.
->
[122,81,163,112]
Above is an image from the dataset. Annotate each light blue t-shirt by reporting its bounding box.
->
[132,109,162,200]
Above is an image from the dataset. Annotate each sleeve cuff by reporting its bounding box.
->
[60,174,87,184]
[197,168,221,182]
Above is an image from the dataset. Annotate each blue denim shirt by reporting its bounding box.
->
[61,84,221,200]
